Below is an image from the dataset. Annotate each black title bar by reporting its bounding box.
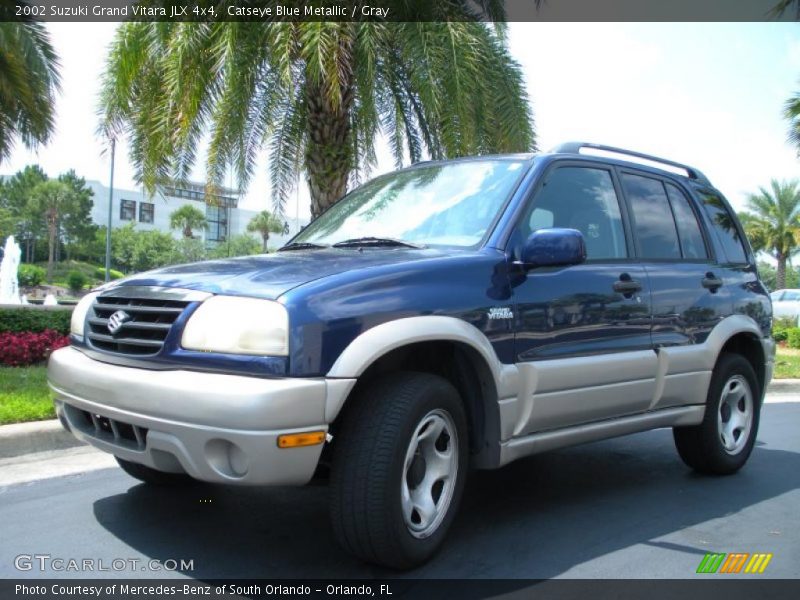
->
[1,0,796,22]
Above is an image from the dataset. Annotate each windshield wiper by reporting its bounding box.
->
[331,237,425,249]
[278,241,329,252]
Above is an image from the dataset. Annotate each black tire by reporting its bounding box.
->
[330,371,468,569]
[115,456,195,486]
[673,353,761,475]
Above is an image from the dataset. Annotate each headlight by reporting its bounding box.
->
[181,296,289,356]
[70,292,99,337]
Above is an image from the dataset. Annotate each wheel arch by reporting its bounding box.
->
[325,317,515,466]
[705,315,768,400]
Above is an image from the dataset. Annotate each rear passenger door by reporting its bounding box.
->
[620,171,728,410]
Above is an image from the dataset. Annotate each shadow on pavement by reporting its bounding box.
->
[92,407,800,582]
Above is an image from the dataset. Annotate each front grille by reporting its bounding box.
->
[87,293,190,356]
[64,405,148,451]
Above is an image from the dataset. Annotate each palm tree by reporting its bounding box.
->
[31,180,69,282]
[739,179,800,289]
[247,210,284,252]
[169,204,208,239]
[99,16,535,218]
[770,0,800,17]
[0,18,61,163]
[785,90,800,154]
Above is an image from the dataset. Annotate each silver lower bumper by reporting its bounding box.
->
[48,347,355,485]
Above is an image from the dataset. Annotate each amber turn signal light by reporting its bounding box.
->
[277,431,326,448]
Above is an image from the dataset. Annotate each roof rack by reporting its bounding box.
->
[549,142,710,185]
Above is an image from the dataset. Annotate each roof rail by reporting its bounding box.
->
[549,142,710,185]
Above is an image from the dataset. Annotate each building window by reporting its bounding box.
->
[139,202,154,224]
[120,199,136,221]
[206,204,228,242]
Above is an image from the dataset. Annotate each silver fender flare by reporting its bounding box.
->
[325,316,518,422]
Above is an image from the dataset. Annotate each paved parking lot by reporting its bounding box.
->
[0,396,798,580]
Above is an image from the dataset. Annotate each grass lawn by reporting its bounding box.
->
[774,346,800,380]
[0,366,54,425]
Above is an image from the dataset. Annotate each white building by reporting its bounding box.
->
[86,180,305,250]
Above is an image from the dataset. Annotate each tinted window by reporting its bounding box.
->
[665,183,708,259]
[699,191,748,264]
[783,291,800,301]
[521,167,627,259]
[622,173,680,259]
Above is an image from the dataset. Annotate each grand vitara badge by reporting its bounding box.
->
[107,310,131,334]
[488,307,513,320]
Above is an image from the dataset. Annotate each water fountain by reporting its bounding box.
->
[0,235,22,305]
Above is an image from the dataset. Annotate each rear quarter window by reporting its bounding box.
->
[698,191,748,264]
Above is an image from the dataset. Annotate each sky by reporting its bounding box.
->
[2,22,800,221]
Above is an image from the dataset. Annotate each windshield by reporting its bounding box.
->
[290,159,527,248]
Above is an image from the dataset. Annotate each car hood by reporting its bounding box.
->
[109,247,466,300]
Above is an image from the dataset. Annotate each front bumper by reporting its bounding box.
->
[48,347,355,485]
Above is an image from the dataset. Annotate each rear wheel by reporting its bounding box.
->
[673,353,760,475]
[330,372,468,569]
[115,457,195,486]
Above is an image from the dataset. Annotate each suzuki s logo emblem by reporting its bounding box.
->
[107,310,131,335]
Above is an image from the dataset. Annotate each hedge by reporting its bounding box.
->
[0,330,69,366]
[0,307,73,335]
[787,328,800,350]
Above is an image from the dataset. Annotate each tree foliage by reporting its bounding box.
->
[99,14,535,218]
[169,204,208,238]
[785,89,800,155]
[0,19,61,163]
[739,179,800,289]
[247,210,283,251]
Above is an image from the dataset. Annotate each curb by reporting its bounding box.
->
[1,380,799,460]
[0,419,85,459]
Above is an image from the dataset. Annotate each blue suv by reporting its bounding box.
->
[48,142,774,568]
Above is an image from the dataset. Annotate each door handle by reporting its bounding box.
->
[702,272,723,292]
[613,274,642,295]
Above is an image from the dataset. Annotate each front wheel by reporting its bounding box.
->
[330,372,468,569]
[673,353,761,475]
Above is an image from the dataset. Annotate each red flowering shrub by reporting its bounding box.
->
[0,329,70,367]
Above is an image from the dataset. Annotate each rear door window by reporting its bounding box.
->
[665,183,708,260]
[621,173,681,259]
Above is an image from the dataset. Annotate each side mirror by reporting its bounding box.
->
[519,228,587,269]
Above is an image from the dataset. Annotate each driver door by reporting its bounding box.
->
[509,163,655,436]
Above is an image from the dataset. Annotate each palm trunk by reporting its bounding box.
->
[777,254,787,289]
[304,76,354,218]
[262,233,268,252]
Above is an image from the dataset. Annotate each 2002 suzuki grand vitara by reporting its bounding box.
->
[48,142,774,568]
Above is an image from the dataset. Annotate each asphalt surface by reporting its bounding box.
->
[0,396,798,581]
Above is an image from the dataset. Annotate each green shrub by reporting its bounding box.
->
[774,316,796,330]
[66,271,88,294]
[17,264,46,287]
[93,267,123,281]
[774,328,789,343]
[787,328,800,349]
[0,307,72,335]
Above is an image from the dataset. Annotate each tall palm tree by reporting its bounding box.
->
[169,204,208,239]
[0,17,61,163]
[99,15,535,218]
[247,210,283,252]
[739,179,800,289]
